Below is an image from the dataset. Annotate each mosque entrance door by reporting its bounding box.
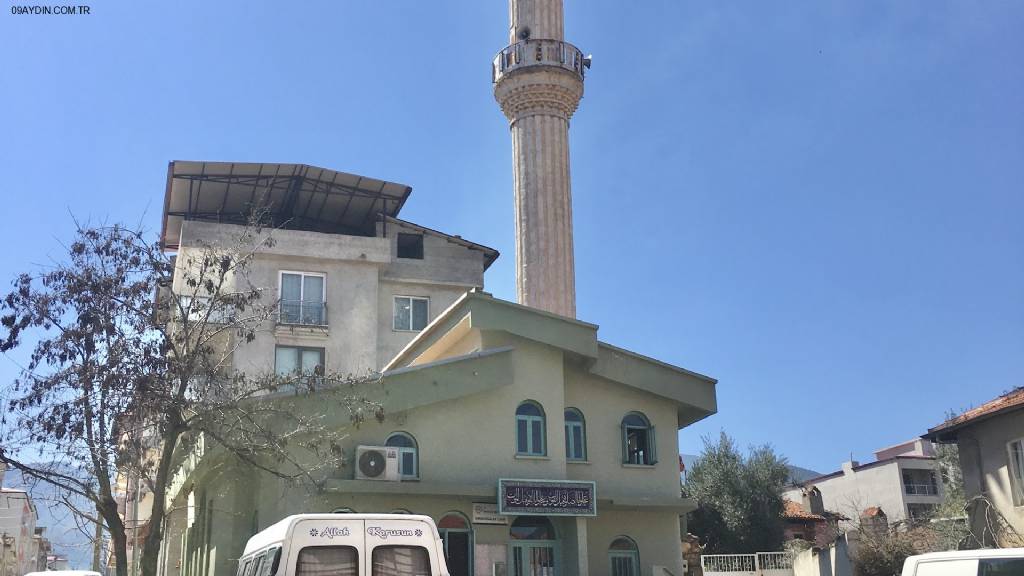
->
[509,517,559,576]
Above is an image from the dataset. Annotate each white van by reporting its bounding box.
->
[238,514,450,576]
[900,548,1024,576]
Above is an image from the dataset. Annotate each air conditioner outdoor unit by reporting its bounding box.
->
[355,446,400,481]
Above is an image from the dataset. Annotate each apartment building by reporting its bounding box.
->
[784,439,943,526]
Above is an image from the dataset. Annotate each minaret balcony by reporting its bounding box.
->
[492,38,588,84]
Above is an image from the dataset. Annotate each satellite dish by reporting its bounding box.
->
[358,450,386,478]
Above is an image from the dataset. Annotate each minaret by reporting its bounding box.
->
[493,0,588,318]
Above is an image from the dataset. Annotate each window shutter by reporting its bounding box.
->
[649,425,658,465]
[621,422,629,464]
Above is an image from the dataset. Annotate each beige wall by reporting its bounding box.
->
[175,220,487,374]
[164,221,702,576]
[377,279,471,365]
[179,467,685,576]
[564,367,682,499]
[955,414,1024,541]
[791,458,942,523]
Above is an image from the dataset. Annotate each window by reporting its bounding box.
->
[296,547,358,576]
[261,548,281,576]
[248,553,265,576]
[981,558,1024,575]
[516,401,546,456]
[279,272,326,326]
[1009,439,1024,505]
[275,346,325,389]
[394,296,429,331]
[907,504,937,525]
[609,537,640,576]
[902,469,939,495]
[510,517,556,541]
[564,408,586,461]
[371,546,430,576]
[438,513,473,576]
[385,432,419,480]
[397,233,424,259]
[622,412,657,465]
[177,295,230,324]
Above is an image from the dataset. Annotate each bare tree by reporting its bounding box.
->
[0,214,382,576]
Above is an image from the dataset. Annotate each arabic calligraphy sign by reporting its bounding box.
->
[498,479,597,516]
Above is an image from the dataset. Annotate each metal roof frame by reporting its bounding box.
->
[161,161,412,249]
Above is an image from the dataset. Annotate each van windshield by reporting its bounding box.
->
[297,546,358,576]
[372,546,430,576]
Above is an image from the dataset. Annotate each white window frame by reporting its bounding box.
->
[385,432,419,480]
[564,408,587,461]
[516,402,546,456]
[274,345,325,390]
[278,271,327,326]
[1008,438,1024,506]
[393,295,430,332]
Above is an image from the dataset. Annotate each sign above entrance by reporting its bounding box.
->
[498,479,597,516]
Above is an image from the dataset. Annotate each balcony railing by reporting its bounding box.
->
[492,38,588,84]
[279,300,327,327]
[904,483,939,496]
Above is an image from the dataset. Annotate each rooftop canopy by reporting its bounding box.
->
[160,161,412,249]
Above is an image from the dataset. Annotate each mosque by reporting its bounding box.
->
[156,1,717,575]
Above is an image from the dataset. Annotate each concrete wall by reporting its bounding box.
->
[181,474,685,576]
[564,367,682,499]
[160,326,694,576]
[176,220,488,373]
[954,413,1024,542]
[378,221,487,288]
[799,458,942,523]
[792,538,851,576]
[377,279,471,364]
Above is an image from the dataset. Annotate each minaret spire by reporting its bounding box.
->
[494,0,587,318]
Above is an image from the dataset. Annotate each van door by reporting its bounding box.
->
[289,517,366,576]
[364,518,443,576]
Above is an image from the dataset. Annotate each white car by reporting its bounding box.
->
[238,513,450,576]
[901,548,1024,576]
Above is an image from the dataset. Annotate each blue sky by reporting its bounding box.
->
[1,1,1021,476]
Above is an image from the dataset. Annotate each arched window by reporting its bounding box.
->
[622,412,657,465]
[564,408,587,461]
[516,401,546,456]
[609,537,640,576]
[438,512,474,576]
[385,432,418,479]
[510,518,558,574]
[510,517,556,541]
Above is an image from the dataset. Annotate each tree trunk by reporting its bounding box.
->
[139,427,182,576]
[92,520,103,573]
[104,505,129,576]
